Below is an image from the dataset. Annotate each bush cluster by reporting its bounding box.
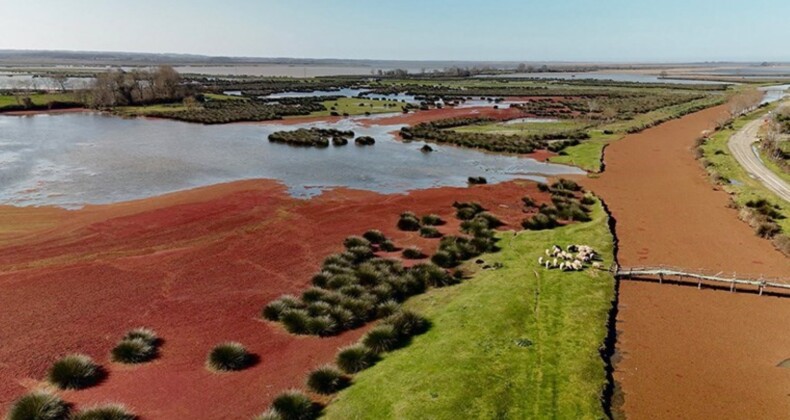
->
[111,327,160,364]
[354,136,376,146]
[468,176,487,185]
[268,128,354,148]
[522,179,593,230]
[263,232,454,337]
[8,391,70,420]
[397,212,421,231]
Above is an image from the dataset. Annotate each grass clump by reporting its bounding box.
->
[362,324,400,353]
[7,391,70,420]
[206,342,253,372]
[48,354,102,390]
[71,404,136,420]
[336,344,378,374]
[402,246,425,259]
[306,365,350,395]
[397,212,421,231]
[419,226,442,238]
[421,214,445,226]
[270,390,321,420]
[362,229,386,244]
[262,295,303,321]
[111,338,156,364]
[453,201,485,220]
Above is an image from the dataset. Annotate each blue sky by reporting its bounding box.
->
[0,0,788,62]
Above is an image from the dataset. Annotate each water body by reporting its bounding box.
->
[0,73,93,90]
[759,84,790,104]
[482,72,729,85]
[0,113,583,208]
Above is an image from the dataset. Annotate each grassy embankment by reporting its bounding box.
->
[324,200,615,419]
[701,102,790,245]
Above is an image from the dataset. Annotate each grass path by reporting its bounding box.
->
[324,201,615,419]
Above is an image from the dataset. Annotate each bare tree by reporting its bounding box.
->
[51,73,68,92]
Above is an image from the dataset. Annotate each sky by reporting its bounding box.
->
[0,0,788,62]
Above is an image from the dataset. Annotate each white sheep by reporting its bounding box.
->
[538,256,544,265]
[559,262,565,271]
[572,260,583,270]
[552,258,558,267]
[592,262,603,269]
[545,260,551,269]
[545,249,551,257]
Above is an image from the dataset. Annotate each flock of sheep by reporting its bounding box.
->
[539,244,603,271]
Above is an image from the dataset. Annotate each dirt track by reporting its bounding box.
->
[728,107,790,202]
[0,180,540,419]
[585,104,790,419]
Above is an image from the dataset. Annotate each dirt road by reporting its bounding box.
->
[728,106,790,202]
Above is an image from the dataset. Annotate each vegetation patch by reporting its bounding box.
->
[7,391,70,420]
[268,128,354,148]
[48,354,103,390]
[699,103,790,255]
[206,342,254,372]
[323,200,615,419]
[111,327,160,364]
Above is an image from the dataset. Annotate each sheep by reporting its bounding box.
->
[545,249,551,257]
[567,244,578,252]
[545,260,552,269]
[552,258,558,268]
[592,262,603,269]
[571,260,583,271]
[538,256,544,265]
[559,262,565,271]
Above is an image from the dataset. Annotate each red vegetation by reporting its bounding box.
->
[0,179,540,419]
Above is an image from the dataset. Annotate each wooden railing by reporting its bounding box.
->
[611,265,790,295]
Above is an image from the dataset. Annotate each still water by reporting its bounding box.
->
[0,113,583,208]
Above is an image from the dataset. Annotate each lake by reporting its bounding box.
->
[0,113,583,208]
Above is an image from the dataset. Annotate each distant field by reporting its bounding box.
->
[304,97,403,117]
[452,119,590,136]
[325,200,615,419]
[0,92,78,110]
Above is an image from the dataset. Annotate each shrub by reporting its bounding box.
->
[111,338,156,364]
[71,404,135,420]
[310,272,331,288]
[362,324,399,353]
[419,226,442,238]
[431,250,456,268]
[301,287,330,303]
[262,296,302,321]
[346,246,374,263]
[468,176,488,185]
[335,344,377,374]
[271,390,320,420]
[421,214,445,226]
[402,247,425,259]
[522,213,559,230]
[343,236,371,250]
[410,263,457,287]
[307,315,337,337]
[355,136,375,146]
[537,183,550,192]
[552,178,581,191]
[454,201,484,220]
[306,365,349,395]
[581,193,596,205]
[383,310,430,339]
[306,301,333,317]
[375,300,400,318]
[397,212,421,231]
[328,306,357,330]
[475,212,503,228]
[280,309,312,334]
[521,196,536,207]
[326,273,358,290]
[7,391,69,420]
[362,229,386,244]
[206,342,253,371]
[122,327,158,346]
[379,239,397,252]
[48,354,102,390]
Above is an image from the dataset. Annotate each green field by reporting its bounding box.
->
[701,102,790,234]
[324,200,616,420]
[303,97,403,117]
[116,103,188,116]
[0,92,78,110]
[452,119,590,136]
[548,131,620,172]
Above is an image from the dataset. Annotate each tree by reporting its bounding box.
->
[51,73,68,92]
